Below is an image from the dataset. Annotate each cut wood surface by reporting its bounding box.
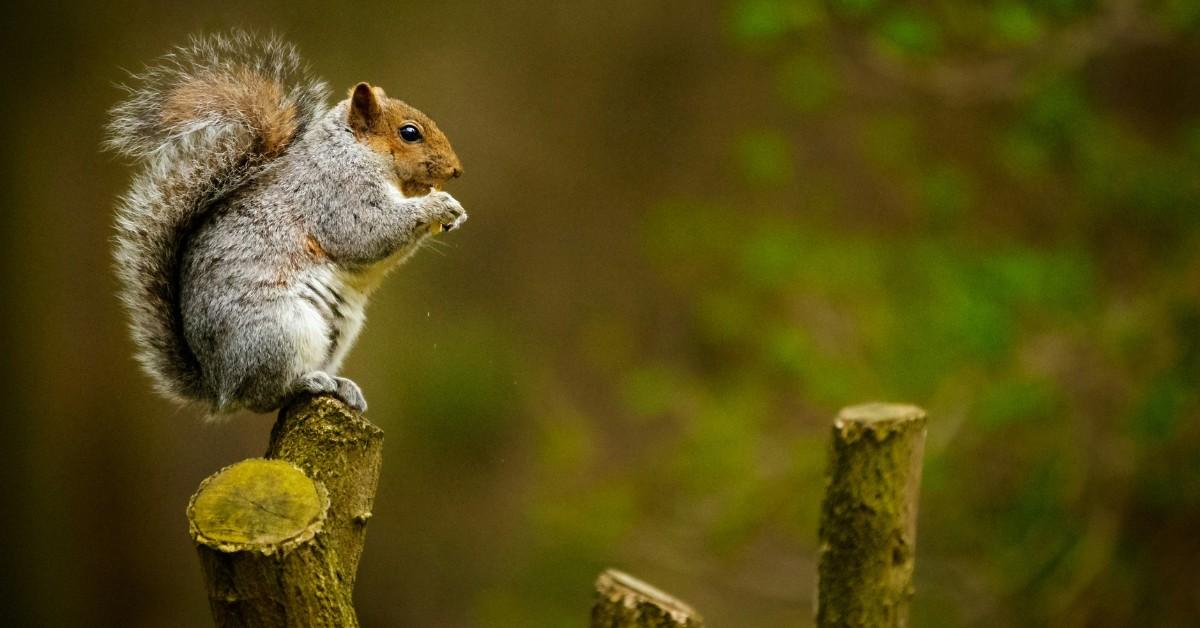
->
[816,402,927,628]
[591,569,704,628]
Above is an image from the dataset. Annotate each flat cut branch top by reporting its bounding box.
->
[837,403,925,424]
[593,569,704,627]
[834,403,926,443]
[188,458,329,554]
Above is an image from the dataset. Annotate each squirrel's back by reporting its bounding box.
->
[107,31,329,403]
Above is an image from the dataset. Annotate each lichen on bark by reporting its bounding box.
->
[267,394,384,594]
[817,403,927,628]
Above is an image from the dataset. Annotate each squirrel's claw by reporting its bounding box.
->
[292,372,368,413]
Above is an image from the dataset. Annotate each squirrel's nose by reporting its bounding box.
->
[450,167,462,179]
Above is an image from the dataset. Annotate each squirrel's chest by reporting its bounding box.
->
[291,266,367,373]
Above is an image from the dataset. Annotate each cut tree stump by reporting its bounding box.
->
[187,394,383,627]
[591,569,704,628]
[188,458,354,627]
[816,402,927,628]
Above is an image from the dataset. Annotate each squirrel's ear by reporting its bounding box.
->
[348,82,383,133]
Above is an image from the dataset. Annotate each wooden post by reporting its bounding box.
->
[816,403,927,628]
[187,394,383,627]
[591,569,704,628]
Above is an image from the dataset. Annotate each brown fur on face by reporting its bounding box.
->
[346,82,462,195]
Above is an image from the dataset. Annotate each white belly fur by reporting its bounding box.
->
[290,265,368,376]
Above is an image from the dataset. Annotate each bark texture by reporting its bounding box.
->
[188,458,356,627]
[591,569,704,628]
[817,403,927,628]
[266,394,385,593]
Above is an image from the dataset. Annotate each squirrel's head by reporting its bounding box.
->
[346,82,463,196]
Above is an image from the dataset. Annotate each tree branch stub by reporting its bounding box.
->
[591,569,704,628]
[266,394,385,592]
[817,402,928,628]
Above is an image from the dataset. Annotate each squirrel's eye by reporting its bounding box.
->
[398,124,423,143]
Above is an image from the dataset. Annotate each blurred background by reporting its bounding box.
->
[1,0,1199,626]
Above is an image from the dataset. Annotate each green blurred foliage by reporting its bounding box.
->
[878,9,942,57]
[737,129,796,186]
[6,1,1200,627]
[487,0,1200,625]
[564,1,1200,625]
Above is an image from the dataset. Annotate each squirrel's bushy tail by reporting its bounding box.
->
[107,31,328,403]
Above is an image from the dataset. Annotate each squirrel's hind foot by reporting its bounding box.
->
[293,371,368,413]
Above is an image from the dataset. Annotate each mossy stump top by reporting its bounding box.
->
[189,458,329,554]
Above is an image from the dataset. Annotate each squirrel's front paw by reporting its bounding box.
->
[423,191,468,234]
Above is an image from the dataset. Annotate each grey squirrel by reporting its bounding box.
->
[107,31,466,415]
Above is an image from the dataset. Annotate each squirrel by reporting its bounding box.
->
[106,31,466,415]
